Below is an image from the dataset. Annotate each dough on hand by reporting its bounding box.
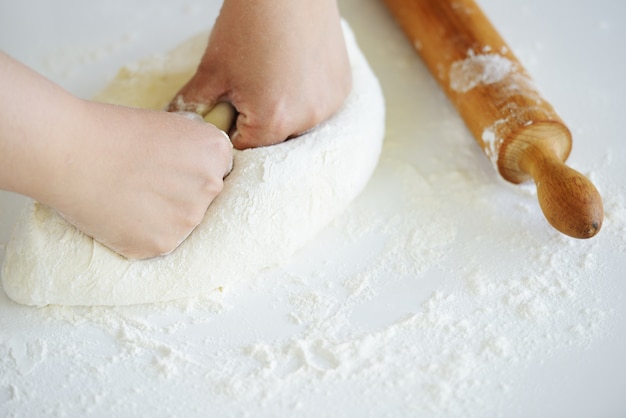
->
[1,22,385,306]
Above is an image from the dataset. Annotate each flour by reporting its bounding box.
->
[449,53,516,93]
[481,124,501,165]
[198,185,612,415]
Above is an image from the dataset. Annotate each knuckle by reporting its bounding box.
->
[201,175,224,200]
[146,230,176,257]
[214,132,234,160]
[234,100,293,148]
[180,203,206,230]
[154,240,175,257]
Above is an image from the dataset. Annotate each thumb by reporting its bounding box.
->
[166,73,221,116]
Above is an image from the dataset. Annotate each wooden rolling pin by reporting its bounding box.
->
[383,0,603,238]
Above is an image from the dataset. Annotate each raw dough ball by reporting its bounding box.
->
[1,22,385,306]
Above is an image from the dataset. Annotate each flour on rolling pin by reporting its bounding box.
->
[449,52,515,94]
[447,51,542,165]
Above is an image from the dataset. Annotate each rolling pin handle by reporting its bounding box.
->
[520,146,603,239]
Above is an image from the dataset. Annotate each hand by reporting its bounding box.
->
[167,0,351,149]
[48,102,233,259]
[1,51,233,260]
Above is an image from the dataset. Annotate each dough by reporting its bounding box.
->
[1,22,385,306]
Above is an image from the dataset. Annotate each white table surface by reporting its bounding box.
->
[1,1,625,417]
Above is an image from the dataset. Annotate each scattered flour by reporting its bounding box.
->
[0,144,621,416]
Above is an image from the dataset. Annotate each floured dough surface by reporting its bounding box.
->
[1,22,385,306]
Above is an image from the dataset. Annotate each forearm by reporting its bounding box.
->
[0,51,82,202]
[219,0,341,26]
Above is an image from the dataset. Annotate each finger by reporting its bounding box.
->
[230,110,291,150]
[213,128,234,178]
[166,72,221,116]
